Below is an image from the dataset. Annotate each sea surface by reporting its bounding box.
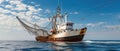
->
[0,40,120,51]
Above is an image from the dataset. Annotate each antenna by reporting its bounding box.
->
[57,0,61,14]
[58,0,60,6]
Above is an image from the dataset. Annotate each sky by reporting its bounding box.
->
[0,0,120,40]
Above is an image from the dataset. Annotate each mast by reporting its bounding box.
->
[52,0,61,34]
[52,16,57,34]
[64,13,68,23]
[57,0,61,15]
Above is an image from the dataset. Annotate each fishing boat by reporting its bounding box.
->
[16,5,87,42]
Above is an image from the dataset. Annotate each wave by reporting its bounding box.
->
[83,40,120,44]
[83,40,93,43]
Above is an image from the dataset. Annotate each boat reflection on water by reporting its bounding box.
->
[51,41,87,51]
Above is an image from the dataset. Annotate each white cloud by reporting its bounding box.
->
[9,0,22,5]
[0,8,11,13]
[44,9,50,13]
[0,0,50,40]
[0,16,23,32]
[70,11,79,14]
[73,24,84,29]
[28,6,35,11]
[8,0,27,10]
[86,22,105,27]
[0,0,47,33]
[74,12,79,14]
[84,30,120,40]
[38,8,42,11]
[35,4,40,7]
[31,2,35,4]
[105,25,120,29]
[5,5,13,8]
[99,13,113,16]
[0,0,4,4]
[15,4,27,10]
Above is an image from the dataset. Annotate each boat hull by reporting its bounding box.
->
[36,35,84,42]
[36,27,87,42]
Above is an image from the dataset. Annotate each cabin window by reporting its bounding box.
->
[67,24,72,26]
[66,24,68,26]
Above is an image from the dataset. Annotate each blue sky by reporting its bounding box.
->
[0,0,120,40]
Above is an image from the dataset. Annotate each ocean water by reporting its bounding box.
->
[0,40,120,51]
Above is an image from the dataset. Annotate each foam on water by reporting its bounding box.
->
[83,40,93,43]
[83,40,120,44]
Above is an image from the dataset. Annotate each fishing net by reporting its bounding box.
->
[16,17,50,36]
